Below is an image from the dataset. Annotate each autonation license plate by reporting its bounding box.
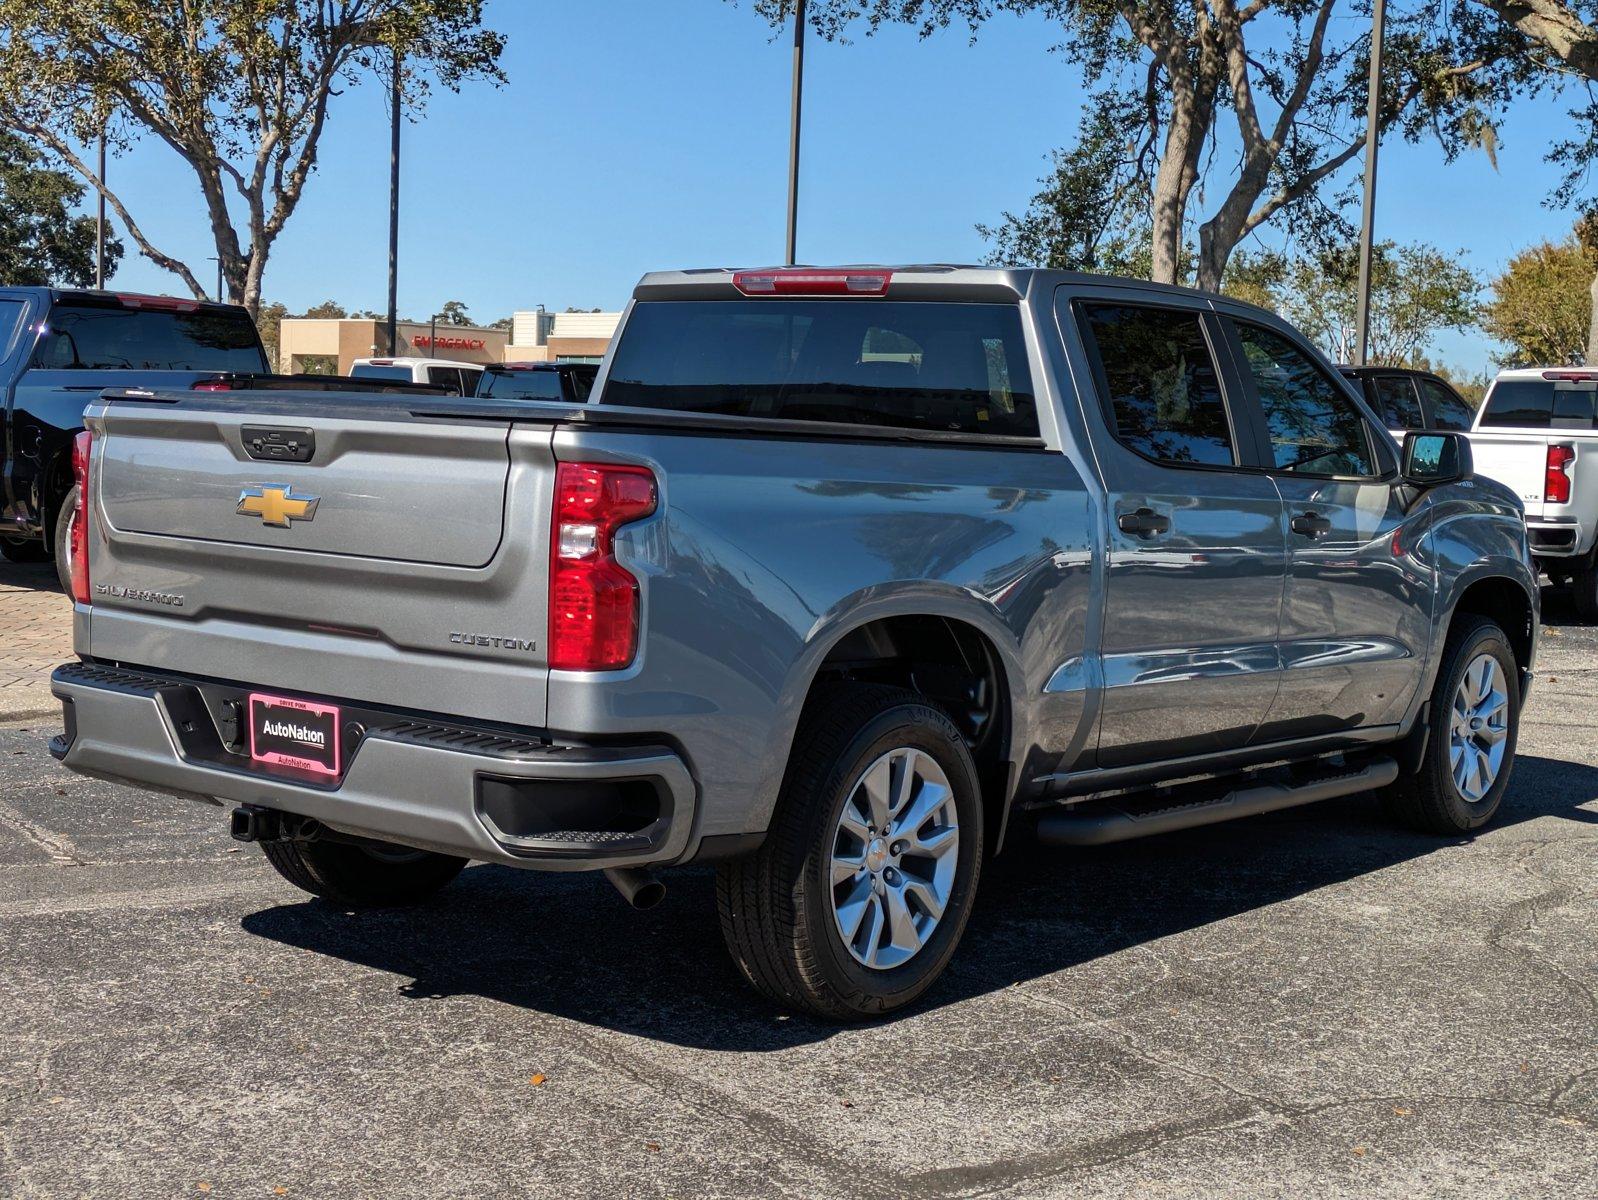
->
[248,693,341,777]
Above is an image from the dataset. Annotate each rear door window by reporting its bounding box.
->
[31,304,265,372]
[1234,322,1376,477]
[600,300,1038,436]
[1372,375,1424,429]
[1075,303,1236,466]
[1418,378,1475,431]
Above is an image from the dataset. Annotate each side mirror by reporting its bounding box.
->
[1402,431,1473,487]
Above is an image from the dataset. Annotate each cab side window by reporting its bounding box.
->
[1419,378,1475,431]
[1235,322,1375,477]
[1077,303,1236,466]
[1373,375,1424,429]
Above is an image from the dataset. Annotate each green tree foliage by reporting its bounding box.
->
[438,299,473,326]
[0,131,121,286]
[0,2,505,316]
[1480,228,1598,366]
[1232,240,1481,365]
[744,1,1521,290]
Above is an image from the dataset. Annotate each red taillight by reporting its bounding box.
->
[1546,443,1575,505]
[1541,370,1598,382]
[69,430,92,605]
[731,268,892,296]
[548,462,657,670]
[191,379,233,392]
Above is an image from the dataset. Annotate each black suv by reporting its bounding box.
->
[1338,366,1477,432]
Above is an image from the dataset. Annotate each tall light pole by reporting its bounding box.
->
[387,49,402,356]
[785,0,807,266]
[1354,0,1386,367]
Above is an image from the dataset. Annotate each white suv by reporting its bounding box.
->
[350,356,483,396]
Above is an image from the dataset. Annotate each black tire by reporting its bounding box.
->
[1571,564,1598,623]
[1381,615,1520,835]
[716,683,984,1020]
[260,836,467,906]
[53,486,77,595]
[0,534,48,564]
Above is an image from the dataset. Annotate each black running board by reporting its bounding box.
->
[1034,759,1399,847]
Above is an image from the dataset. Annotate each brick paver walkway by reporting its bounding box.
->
[0,561,71,721]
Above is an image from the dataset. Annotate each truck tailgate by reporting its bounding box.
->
[1467,433,1549,519]
[83,399,557,728]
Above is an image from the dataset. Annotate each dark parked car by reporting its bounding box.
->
[475,361,598,403]
[1339,366,1477,433]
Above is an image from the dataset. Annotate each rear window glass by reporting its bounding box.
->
[479,369,566,400]
[350,364,414,383]
[32,305,264,372]
[1481,378,1598,429]
[600,300,1038,437]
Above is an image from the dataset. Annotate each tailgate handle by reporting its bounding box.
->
[242,426,315,464]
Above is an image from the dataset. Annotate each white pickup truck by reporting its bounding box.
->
[1469,367,1598,618]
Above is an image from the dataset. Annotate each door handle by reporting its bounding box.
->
[1290,510,1332,537]
[1117,507,1171,538]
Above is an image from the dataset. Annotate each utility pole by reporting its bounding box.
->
[785,0,806,266]
[387,50,402,356]
[1354,0,1386,367]
[95,132,107,289]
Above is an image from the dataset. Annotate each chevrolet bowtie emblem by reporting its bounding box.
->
[237,483,319,528]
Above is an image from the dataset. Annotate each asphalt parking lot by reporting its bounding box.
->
[1,568,1594,1198]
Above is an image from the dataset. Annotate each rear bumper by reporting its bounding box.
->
[1527,518,1590,559]
[48,661,697,871]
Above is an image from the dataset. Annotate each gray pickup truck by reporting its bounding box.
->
[49,267,1538,1018]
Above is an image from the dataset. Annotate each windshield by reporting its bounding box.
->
[32,305,266,372]
[600,300,1038,437]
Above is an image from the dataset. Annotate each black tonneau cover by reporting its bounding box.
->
[98,388,1047,448]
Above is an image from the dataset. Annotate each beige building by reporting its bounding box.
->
[277,308,623,374]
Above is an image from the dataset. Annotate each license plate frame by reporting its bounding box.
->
[247,692,341,778]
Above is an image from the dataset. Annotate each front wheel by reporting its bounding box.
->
[0,534,48,565]
[716,684,984,1020]
[1381,615,1520,835]
[261,836,467,907]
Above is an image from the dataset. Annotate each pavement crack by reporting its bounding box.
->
[0,798,85,865]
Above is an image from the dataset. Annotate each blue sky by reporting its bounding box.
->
[97,1,1584,373]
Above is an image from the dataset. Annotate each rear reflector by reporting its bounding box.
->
[69,431,92,605]
[1546,443,1575,504]
[732,268,892,297]
[549,462,657,671]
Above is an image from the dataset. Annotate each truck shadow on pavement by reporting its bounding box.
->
[241,754,1596,1049]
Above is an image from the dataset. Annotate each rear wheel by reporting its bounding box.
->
[261,836,467,906]
[1381,615,1519,835]
[716,684,983,1019]
[0,534,48,564]
[1571,563,1598,623]
[53,486,77,594]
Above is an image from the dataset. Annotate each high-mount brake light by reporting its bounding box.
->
[731,269,892,297]
[68,431,92,605]
[1546,444,1575,505]
[548,462,657,671]
[1541,370,1598,382]
[115,293,200,313]
[191,379,233,392]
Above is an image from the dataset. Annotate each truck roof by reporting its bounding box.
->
[631,265,1270,313]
